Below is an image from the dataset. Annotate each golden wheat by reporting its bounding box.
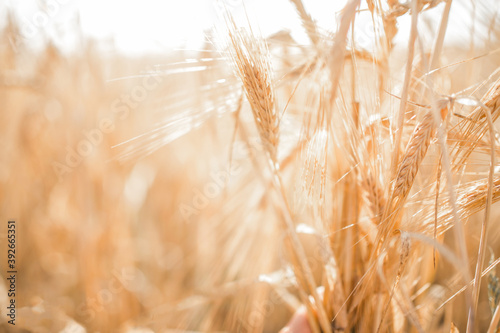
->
[227,23,280,165]
[392,111,436,202]
[5,1,500,332]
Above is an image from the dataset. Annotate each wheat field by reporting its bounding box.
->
[2,0,500,332]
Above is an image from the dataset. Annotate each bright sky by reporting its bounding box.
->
[1,0,495,55]
[2,0,344,55]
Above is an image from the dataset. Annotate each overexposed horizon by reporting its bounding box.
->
[1,0,498,56]
[2,0,341,55]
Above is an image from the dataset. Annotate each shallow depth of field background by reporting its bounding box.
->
[2,0,500,332]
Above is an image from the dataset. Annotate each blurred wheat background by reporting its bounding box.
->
[2,0,500,332]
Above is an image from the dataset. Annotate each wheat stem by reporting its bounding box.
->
[468,104,496,333]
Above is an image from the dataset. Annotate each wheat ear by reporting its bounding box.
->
[361,172,386,223]
[227,22,279,164]
[452,78,500,170]
[392,111,435,202]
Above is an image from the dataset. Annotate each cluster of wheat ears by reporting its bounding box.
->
[3,0,500,332]
[218,0,500,331]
